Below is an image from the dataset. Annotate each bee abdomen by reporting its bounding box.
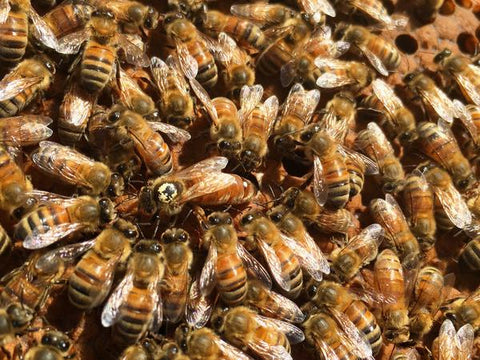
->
[0,11,28,64]
[80,43,115,93]
[460,239,480,271]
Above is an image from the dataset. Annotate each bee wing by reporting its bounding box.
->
[199,242,217,296]
[313,156,328,206]
[239,84,263,125]
[257,239,291,292]
[357,122,392,163]
[280,60,297,88]
[0,0,10,24]
[432,181,472,229]
[338,223,384,263]
[101,269,135,327]
[211,32,235,63]
[181,172,240,204]
[60,79,95,130]
[230,4,286,26]
[255,314,305,344]
[39,239,96,263]
[216,337,254,360]
[0,116,53,146]
[22,222,87,250]
[294,227,330,276]
[189,77,218,125]
[372,79,404,116]
[282,84,320,125]
[237,243,272,288]
[439,319,457,360]
[32,141,96,189]
[29,8,58,50]
[357,44,389,76]
[312,337,341,360]
[456,66,480,106]
[172,156,228,180]
[347,0,399,29]
[263,96,280,136]
[56,29,89,54]
[418,85,456,124]
[150,281,163,332]
[147,121,191,143]
[248,341,293,360]
[342,147,379,175]
[314,59,355,87]
[456,324,474,359]
[186,278,214,329]
[298,0,336,18]
[117,35,150,67]
[150,56,170,93]
[175,39,198,80]
[116,69,150,110]
[453,99,478,141]
[26,190,79,206]
[0,77,43,102]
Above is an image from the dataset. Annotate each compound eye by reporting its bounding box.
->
[300,131,313,142]
[241,214,254,226]
[307,285,318,299]
[209,215,221,225]
[178,232,187,242]
[42,334,52,345]
[270,212,282,222]
[59,340,70,352]
[108,111,121,122]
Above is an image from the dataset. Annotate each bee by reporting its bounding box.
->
[409,266,447,341]
[68,220,137,310]
[306,281,383,355]
[417,121,475,190]
[422,163,472,231]
[460,236,480,271]
[244,279,305,324]
[402,171,436,249]
[295,0,336,23]
[0,303,34,351]
[442,288,480,334]
[0,0,58,64]
[199,211,271,305]
[280,187,355,235]
[151,56,195,129]
[98,0,159,34]
[334,24,401,76]
[15,194,116,250]
[120,338,162,360]
[0,55,55,118]
[362,79,418,144]
[24,330,78,360]
[280,26,350,88]
[32,141,124,197]
[102,240,165,345]
[107,107,191,177]
[239,86,279,172]
[160,228,193,324]
[164,12,217,88]
[175,325,252,360]
[0,115,53,146]
[356,122,405,194]
[56,9,149,94]
[160,340,191,360]
[211,306,304,360]
[330,223,384,282]
[255,28,296,78]
[432,319,474,360]
[273,83,320,154]
[230,3,298,27]
[315,58,375,91]
[412,0,444,23]
[42,0,93,39]
[374,249,410,344]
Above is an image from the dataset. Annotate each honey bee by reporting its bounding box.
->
[306,281,382,356]
[164,12,217,88]
[255,27,296,78]
[101,240,165,345]
[295,0,336,23]
[160,228,193,324]
[97,0,159,34]
[280,26,350,88]
[355,122,405,194]
[417,121,475,190]
[211,306,304,360]
[409,266,447,341]
[107,107,191,176]
[0,115,53,146]
[335,24,401,76]
[443,287,480,336]
[151,56,195,128]
[15,194,116,250]
[24,330,78,360]
[362,79,418,144]
[273,83,320,154]
[0,0,58,64]
[0,55,55,118]
[402,171,436,249]
[244,279,305,324]
[230,3,298,27]
[434,49,480,107]
[199,211,271,305]
[1,241,96,310]
[330,223,384,282]
[42,0,93,39]
[175,325,252,360]
[280,187,355,235]
[32,141,124,197]
[432,319,474,360]
[0,302,34,352]
[315,58,375,91]
[422,163,473,230]
[56,9,149,93]
[460,236,480,271]
[139,157,257,217]
[120,338,162,360]
[374,249,410,344]
[68,219,137,310]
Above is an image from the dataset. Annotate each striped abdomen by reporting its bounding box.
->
[186,40,217,88]
[0,76,39,118]
[271,240,303,298]
[14,204,71,241]
[366,35,401,70]
[162,271,188,323]
[2,276,45,310]
[0,10,27,64]
[215,251,247,305]
[43,3,91,38]
[412,266,443,313]
[80,40,115,93]
[191,176,256,206]
[221,15,267,52]
[346,157,365,197]
[257,40,293,76]
[375,250,405,313]
[0,224,10,256]
[255,327,290,353]
[460,238,480,271]
[321,152,350,209]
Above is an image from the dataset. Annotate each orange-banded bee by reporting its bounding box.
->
[442,288,480,334]
[315,58,375,91]
[334,24,401,76]
[330,223,384,282]
[361,79,418,144]
[211,306,304,360]
[160,228,193,324]
[42,0,93,39]
[432,319,474,360]
[0,55,55,118]
[24,330,78,360]
[355,122,405,194]
[101,240,165,345]
[15,193,116,250]
[151,56,195,129]
[107,107,191,176]
[138,157,256,217]
[32,141,124,197]
[68,219,138,310]
[199,211,271,306]
[0,0,59,64]
[306,281,382,356]
[0,115,52,146]
[370,194,420,267]
[1,240,96,310]
[0,302,34,351]
[417,121,475,190]
[230,3,298,27]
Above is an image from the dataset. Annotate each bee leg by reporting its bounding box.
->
[1,345,11,360]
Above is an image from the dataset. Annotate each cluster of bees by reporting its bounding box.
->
[0,0,479,359]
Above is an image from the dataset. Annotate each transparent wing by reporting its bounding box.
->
[439,319,457,360]
[342,147,379,175]
[0,0,10,24]
[338,223,384,263]
[356,122,394,165]
[263,96,280,136]
[0,116,53,146]
[60,79,95,127]
[237,243,272,288]
[280,60,297,88]
[199,242,217,296]
[314,337,341,360]
[216,337,254,360]
[358,44,389,76]
[456,324,474,360]
[149,281,163,332]
[298,0,336,18]
[293,227,330,275]
[316,72,356,88]
[239,84,263,125]
[147,121,191,143]
[258,240,291,292]
[29,8,59,50]
[230,4,289,26]
[211,32,235,63]
[0,77,43,101]
[175,39,198,80]
[117,69,151,111]
[418,85,456,124]
[117,35,150,67]
[186,278,214,329]
[453,99,478,141]
[165,55,191,96]
[349,0,398,28]
[255,314,305,344]
[22,222,87,250]
[170,156,228,180]
[55,29,89,54]
[372,79,404,115]
[313,156,328,206]
[282,84,320,125]
[189,78,218,125]
[433,182,472,229]
[455,67,480,106]
[248,341,293,360]
[39,239,96,263]
[101,270,135,327]
[150,56,171,94]
[181,172,239,203]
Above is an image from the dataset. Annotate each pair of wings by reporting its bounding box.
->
[0,116,52,146]
[343,0,408,30]
[151,56,191,101]
[315,58,367,88]
[437,319,474,360]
